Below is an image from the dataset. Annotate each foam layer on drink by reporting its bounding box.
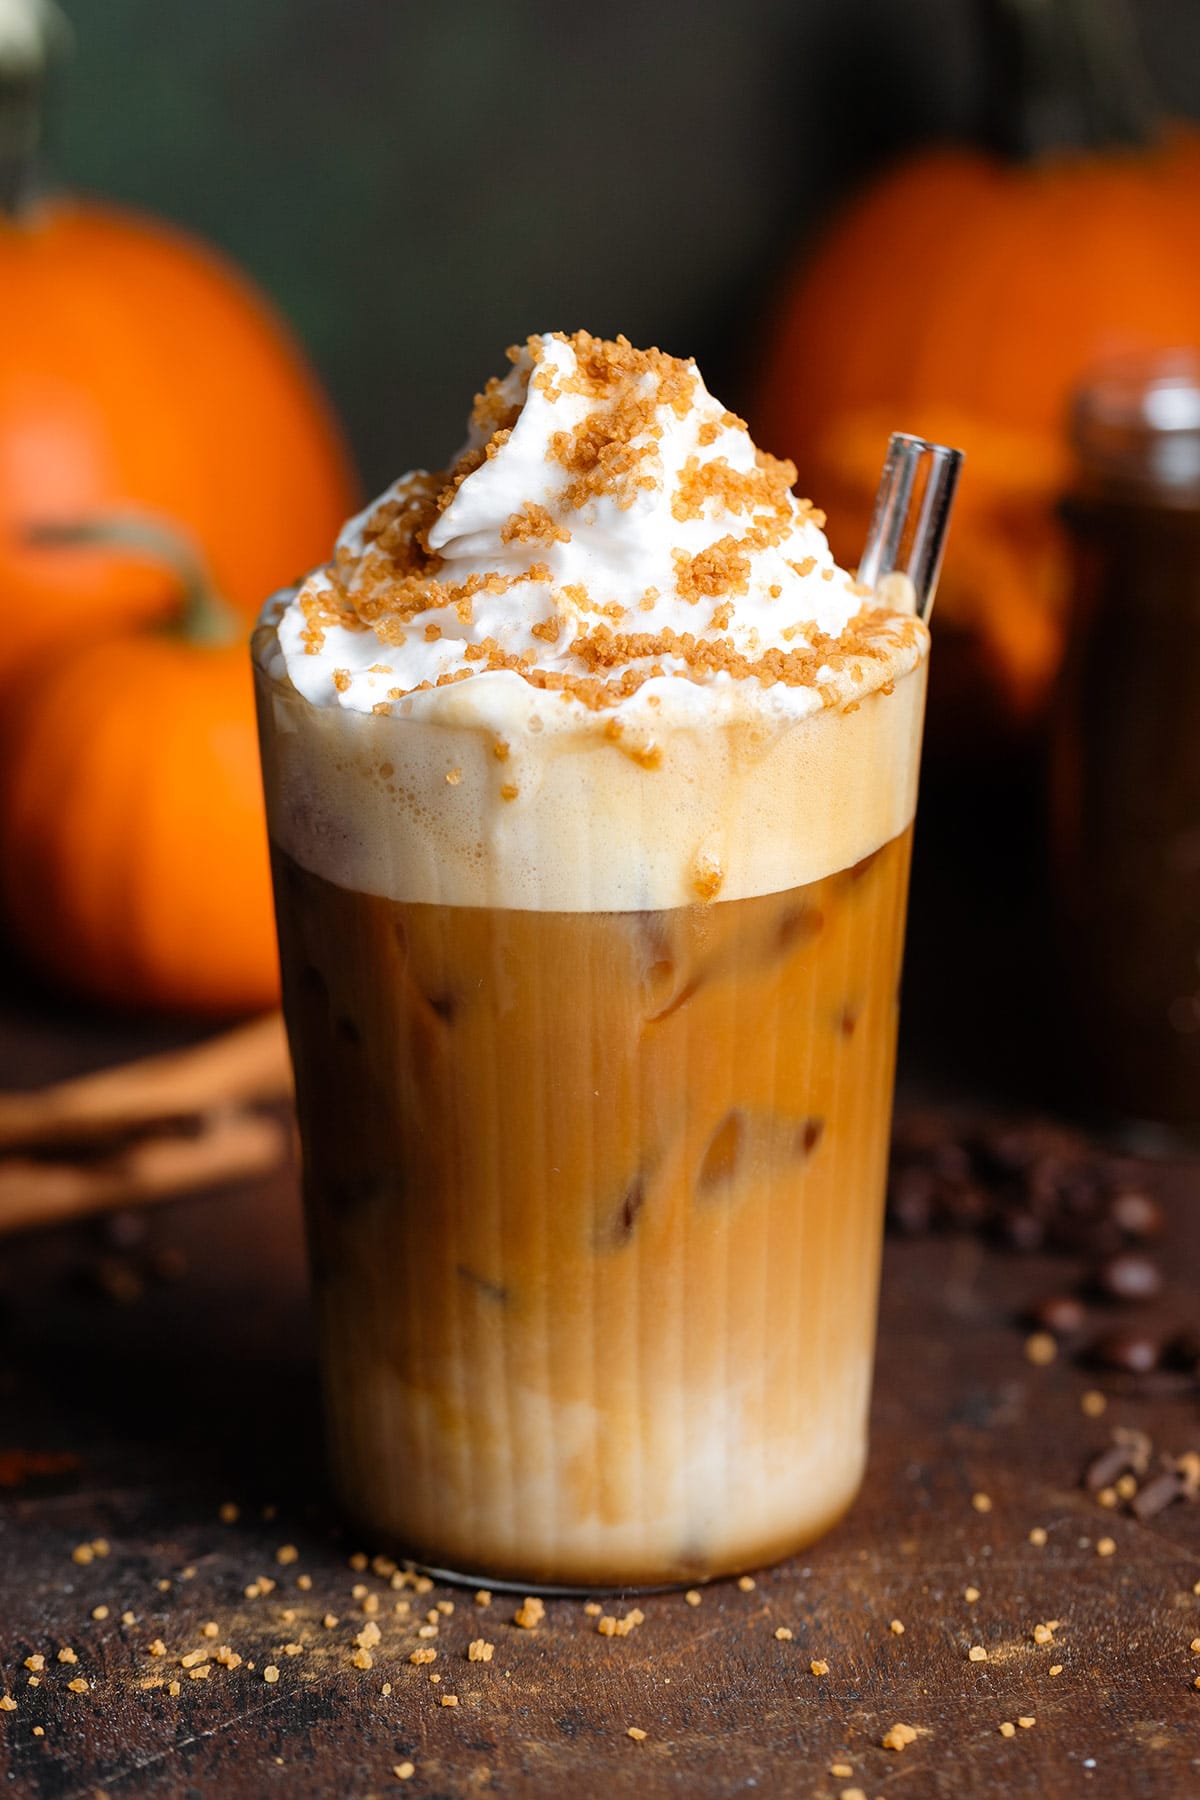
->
[255,331,929,911]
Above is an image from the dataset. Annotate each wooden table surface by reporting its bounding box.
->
[1,993,1198,1800]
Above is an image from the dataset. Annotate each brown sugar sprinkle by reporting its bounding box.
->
[1032,1624,1055,1645]
[1029,1527,1048,1547]
[968,1646,988,1662]
[830,1766,854,1780]
[685,1590,702,1607]
[200,1622,219,1639]
[356,1622,382,1650]
[67,1678,89,1694]
[440,1694,459,1707]
[1019,1717,1036,1729]
[467,1640,494,1663]
[394,1765,415,1782]
[774,1627,794,1642]
[410,1648,437,1666]
[737,1576,756,1592]
[351,1649,374,1670]
[23,1656,43,1672]
[597,1608,645,1638]
[889,1619,906,1635]
[1025,1332,1058,1366]
[214,1647,242,1670]
[1050,1664,1064,1677]
[263,1666,280,1684]
[0,1695,15,1712]
[180,1651,207,1670]
[543,332,695,513]
[500,782,519,801]
[1081,1390,1108,1417]
[673,538,751,605]
[964,1587,981,1604]
[168,1679,181,1697]
[810,1659,830,1677]
[275,1544,299,1565]
[323,1614,339,1630]
[57,1648,77,1665]
[148,1640,167,1658]
[417,1623,438,1640]
[121,1612,135,1626]
[1097,1537,1116,1557]
[501,501,571,546]
[71,1543,94,1565]
[188,1665,211,1681]
[999,1721,1016,1738]
[972,1492,993,1514]
[627,1726,648,1742]
[882,1723,918,1752]
[583,1601,603,1616]
[670,450,797,527]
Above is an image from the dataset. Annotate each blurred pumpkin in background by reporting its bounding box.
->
[0,522,278,1014]
[754,0,1200,747]
[0,0,356,1013]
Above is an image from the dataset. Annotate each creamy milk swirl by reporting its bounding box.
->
[254,331,928,911]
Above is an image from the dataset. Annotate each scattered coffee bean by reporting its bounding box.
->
[997,1209,1045,1253]
[1107,1189,1164,1240]
[1130,1470,1184,1521]
[1095,1252,1164,1304]
[1028,1294,1088,1337]
[889,1167,937,1236]
[1089,1330,1162,1375]
[1085,1445,1139,1494]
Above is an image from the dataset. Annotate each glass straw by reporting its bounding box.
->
[857,432,964,621]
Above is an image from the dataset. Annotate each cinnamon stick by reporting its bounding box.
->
[0,1013,291,1154]
[0,1107,288,1237]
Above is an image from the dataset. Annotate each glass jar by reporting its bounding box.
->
[1052,349,1200,1133]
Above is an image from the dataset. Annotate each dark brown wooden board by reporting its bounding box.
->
[1,1001,1198,1799]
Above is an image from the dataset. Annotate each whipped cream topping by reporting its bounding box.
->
[254,333,930,912]
[263,332,925,732]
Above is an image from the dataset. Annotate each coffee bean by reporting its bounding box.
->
[943,1183,990,1230]
[1107,1189,1165,1240]
[1130,1470,1184,1521]
[931,1141,972,1183]
[1095,1252,1164,1303]
[1029,1294,1087,1336]
[998,1208,1045,1253]
[1085,1443,1140,1491]
[1089,1329,1162,1375]
[889,1167,936,1236]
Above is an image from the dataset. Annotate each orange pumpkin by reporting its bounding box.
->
[0,534,278,1014]
[753,0,1200,736]
[0,197,356,691]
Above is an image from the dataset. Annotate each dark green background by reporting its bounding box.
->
[46,0,1200,493]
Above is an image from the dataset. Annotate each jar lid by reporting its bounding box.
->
[1072,348,1200,502]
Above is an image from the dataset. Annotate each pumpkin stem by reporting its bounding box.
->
[981,0,1159,159]
[26,516,242,648]
[0,0,71,219]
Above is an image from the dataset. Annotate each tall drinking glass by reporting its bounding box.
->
[254,412,960,1590]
